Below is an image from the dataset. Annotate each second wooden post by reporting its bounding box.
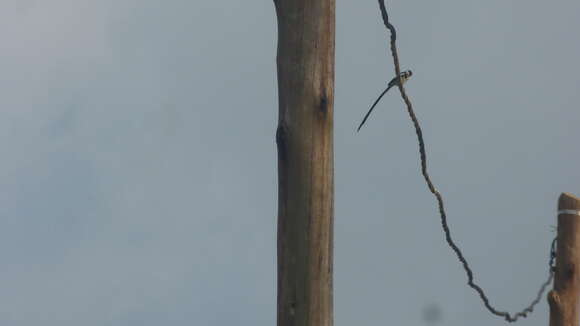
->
[548,192,580,326]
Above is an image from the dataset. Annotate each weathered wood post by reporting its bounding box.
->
[548,192,580,326]
[274,0,335,326]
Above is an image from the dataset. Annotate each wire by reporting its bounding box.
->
[375,1,555,322]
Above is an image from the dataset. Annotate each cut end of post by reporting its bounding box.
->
[558,193,580,211]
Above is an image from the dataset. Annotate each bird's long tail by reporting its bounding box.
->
[357,84,394,132]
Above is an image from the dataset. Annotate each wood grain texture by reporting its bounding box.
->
[274,1,335,326]
[549,193,580,326]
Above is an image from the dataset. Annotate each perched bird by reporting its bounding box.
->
[357,70,413,132]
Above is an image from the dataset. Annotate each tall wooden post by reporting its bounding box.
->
[549,192,580,326]
[274,0,335,326]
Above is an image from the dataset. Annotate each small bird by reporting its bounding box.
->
[357,70,413,132]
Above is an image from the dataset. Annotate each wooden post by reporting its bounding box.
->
[548,192,580,326]
[274,0,335,326]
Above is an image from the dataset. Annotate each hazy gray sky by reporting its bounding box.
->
[1,1,579,325]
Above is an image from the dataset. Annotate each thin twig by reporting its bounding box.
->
[376,0,555,322]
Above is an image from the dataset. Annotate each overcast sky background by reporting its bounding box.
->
[1,0,579,325]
